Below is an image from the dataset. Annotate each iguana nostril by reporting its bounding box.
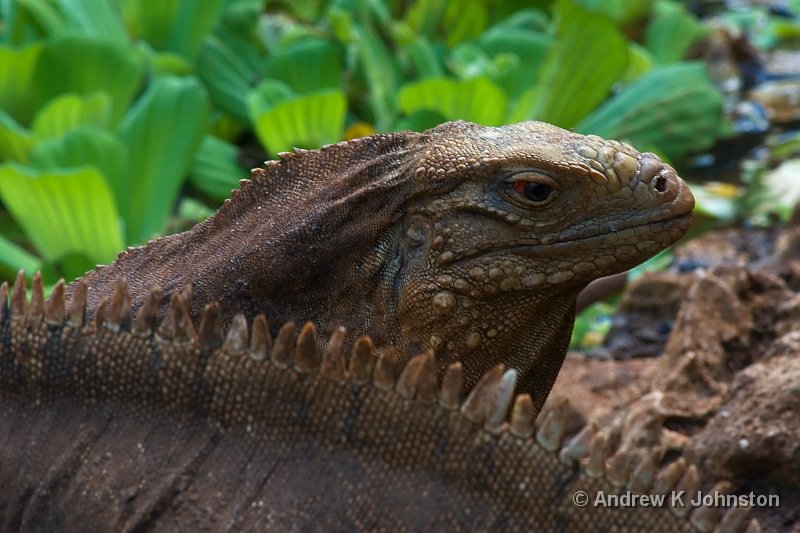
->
[654,175,667,194]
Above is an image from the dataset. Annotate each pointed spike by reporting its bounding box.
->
[461,364,504,423]
[486,369,518,433]
[628,448,662,493]
[198,302,224,349]
[585,432,607,478]
[107,277,131,331]
[439,362,463,410]
[607,450,637,488]
[0,281,8,322]
[396,354,425,399]
[294,322,320,373]
[165,291,196,342]
[690,481,731,532]
[510,394,535,438]
[29,272,45,318]
[94,297,110,329]
[535,397,567,452]
[68,280,87,328]
[223,314,248,355]
[11,270,26,317]
[671,464,700,517]
[249,315,271,361]
[372,349,395,391]
[559,422,598,465]
[654,458,686,496]
[717,506,753,533]
[416,350,438,402]
[320,326,346,381]
[271,321,295,368]
[133,286,161,334]
[744,519,762,533]
[45,280,65,324]
[348,336,374,384]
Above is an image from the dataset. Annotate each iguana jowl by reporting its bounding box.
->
[70,120,694,410]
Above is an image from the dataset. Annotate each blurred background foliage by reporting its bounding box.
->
[1,0,800,345]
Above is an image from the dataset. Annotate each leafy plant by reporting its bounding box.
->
[0,0,727,288]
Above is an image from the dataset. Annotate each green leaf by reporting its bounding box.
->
[402,36,444,79]
[31,92,112,139]
[197,35,266,123]
[251,90,347,155]
[442,0,488,47]
[265,38,344,94]
[577,0,651,25]
[475,27,552,99]
[577,63,723,160]
[129,0,224,59]
[30,126,130,198]
[32,35,146,124]
[398,76,507,126]
[118,76,209,243]
[0,233,42,281]
[645,0,707,64]
[189,135,246,201]
[515,0,628,128]
[55,0,127,40]
[2,0,64,45]
[247,79,294,118]
[0,43,43,125]
[0,110,35,163]
[0,164,124,268]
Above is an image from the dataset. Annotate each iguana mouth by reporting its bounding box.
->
[445,211,693,265]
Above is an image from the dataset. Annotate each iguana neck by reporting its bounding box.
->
[72,132,423,340]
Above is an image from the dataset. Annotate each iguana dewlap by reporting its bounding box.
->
[69,120,694,411]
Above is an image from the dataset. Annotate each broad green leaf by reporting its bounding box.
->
[577,63,723,161]
[31,92,112,139]
[32,35,146,124]
[189,135,246,201]
[645,0,707,64]
[442,0,488,47]
[394,109,447,132]
[30,126,130,199]
[252,90,346,155]
[2,0,64,45]
[0,233,42,281]
[118,76,209,243]
[403,36,444,79]
[577,0,650,25]
[0,43,43,125]
[475,27,552,99]
[0,110,34,163]
[56,0,127,40]
[247,79,294,118]
[197,35,266,123]
[398,76,507,126]
[129,0,223,59]
[0,164,124,268]
[265,38,343,94]
[515,0,628,128]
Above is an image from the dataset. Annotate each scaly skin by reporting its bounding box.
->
[0,277,752,532]
[68,121,694,412]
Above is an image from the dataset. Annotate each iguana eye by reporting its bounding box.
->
[504,173,558,206]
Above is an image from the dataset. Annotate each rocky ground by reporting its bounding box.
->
[548,223,800,531]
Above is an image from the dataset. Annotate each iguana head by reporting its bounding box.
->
[396,121,694,405]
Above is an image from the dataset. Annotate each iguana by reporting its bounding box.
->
[68,120,695,411]
[0,274,755,532]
